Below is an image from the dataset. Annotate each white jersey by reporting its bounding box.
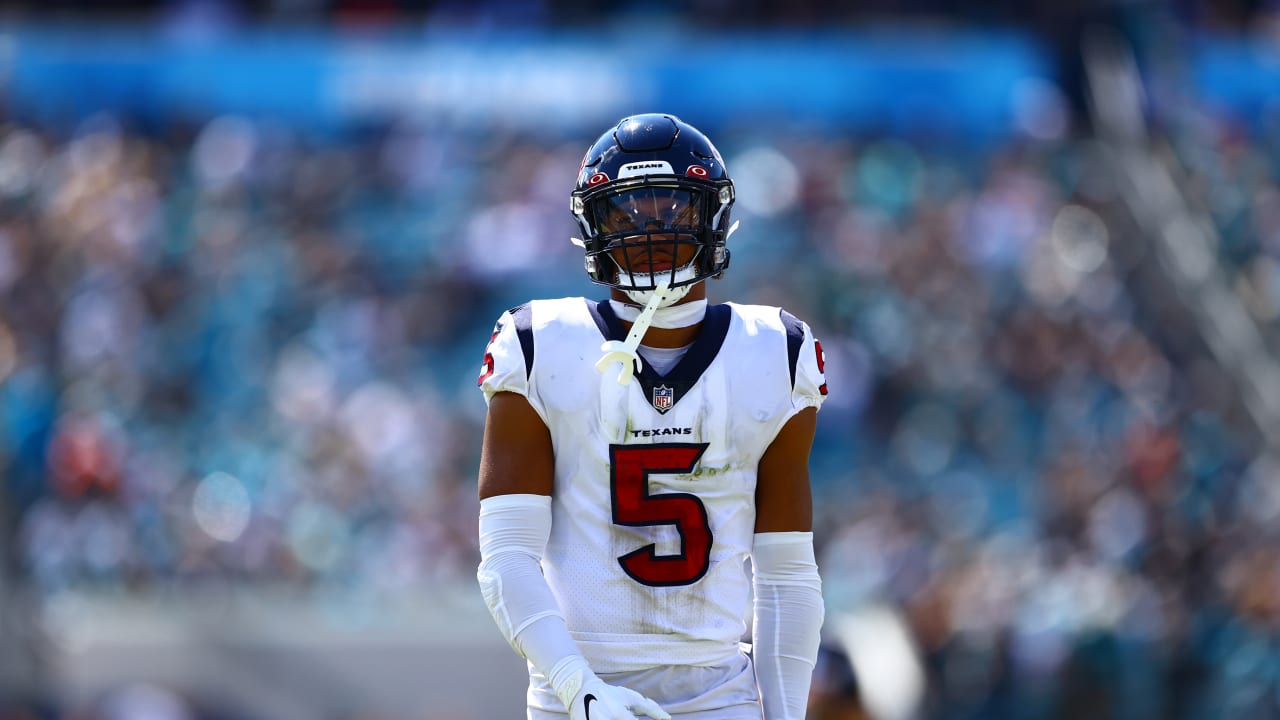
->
[478,297,827,678]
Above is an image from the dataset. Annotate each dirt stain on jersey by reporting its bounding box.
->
[690,462,734,478]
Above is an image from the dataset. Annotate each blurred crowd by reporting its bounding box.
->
[783,121,1277,718]
[1168,101,1280,362]
[1,89,1279,718]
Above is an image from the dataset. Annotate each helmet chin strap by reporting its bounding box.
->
[619,264,698,308]
[624,282,691,308]
[595,278,674,386]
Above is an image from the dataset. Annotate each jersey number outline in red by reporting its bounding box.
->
[609,443,712,587]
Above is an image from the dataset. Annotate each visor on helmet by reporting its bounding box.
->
[589,187,703,238]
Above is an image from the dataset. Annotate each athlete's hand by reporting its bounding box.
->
[569,678,670,720]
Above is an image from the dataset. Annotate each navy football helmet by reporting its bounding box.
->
[571,114,735,304]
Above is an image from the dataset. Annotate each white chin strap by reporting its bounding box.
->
[625,283,691,307]
[595,278,675,386]
[619,264,699,307]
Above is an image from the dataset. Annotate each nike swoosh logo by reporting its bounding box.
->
[584,693,597,719]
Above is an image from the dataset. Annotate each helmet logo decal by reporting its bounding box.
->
[685,165,709,178]
[618,160,674,178]
[588,172,610,186]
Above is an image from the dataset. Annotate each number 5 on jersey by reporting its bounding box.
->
[610,443,712,587]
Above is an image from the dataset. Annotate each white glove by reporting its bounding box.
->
[569,678,670,720]
[549,655,669,720]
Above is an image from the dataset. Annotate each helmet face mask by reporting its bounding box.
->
[586,184,711,291]
[571,114,734,299]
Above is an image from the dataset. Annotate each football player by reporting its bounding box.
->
[476,113,827,720]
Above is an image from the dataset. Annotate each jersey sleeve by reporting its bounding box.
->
[477,304,535,405]
[780,310,828,413]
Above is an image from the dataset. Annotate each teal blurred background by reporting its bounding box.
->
[2,2,1280,719]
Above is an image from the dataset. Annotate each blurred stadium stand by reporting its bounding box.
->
[3,2,1280,719]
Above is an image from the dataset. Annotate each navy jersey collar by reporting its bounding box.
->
[586,299,732,414]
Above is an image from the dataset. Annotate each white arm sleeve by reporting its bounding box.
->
[476,494,595,710]
[752,531,825,720]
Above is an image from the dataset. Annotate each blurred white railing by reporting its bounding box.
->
[18,582,528,720]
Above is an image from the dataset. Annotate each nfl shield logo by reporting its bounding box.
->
[652,385,674,412]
